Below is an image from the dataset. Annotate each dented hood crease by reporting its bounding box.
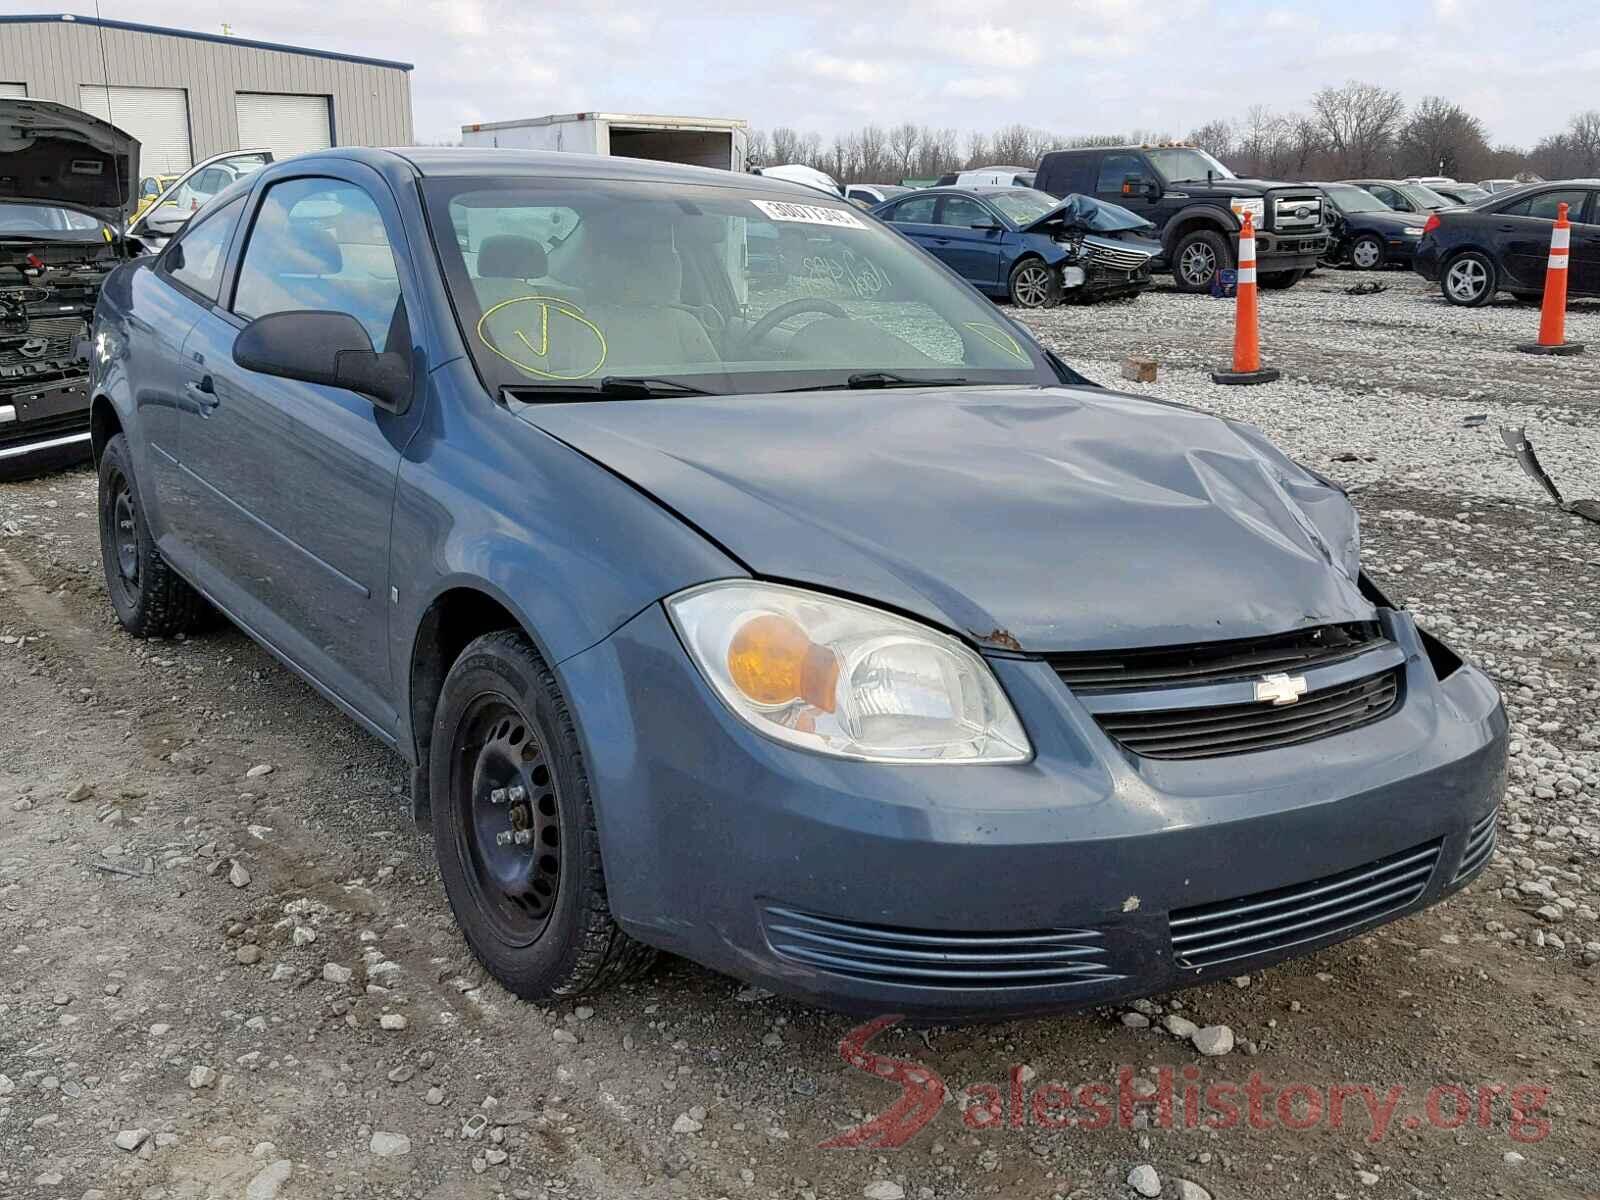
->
[518,386,1374,652]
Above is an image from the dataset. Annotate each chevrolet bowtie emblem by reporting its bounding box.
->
[1255,673,1308,706]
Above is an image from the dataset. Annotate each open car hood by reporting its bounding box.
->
[0,99,139,223]
[1020,193,1155,235]
[519,386,1375,653]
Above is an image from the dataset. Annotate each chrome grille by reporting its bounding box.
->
[1092,668,1400,760]
[761,906,1123,990]
[1171,840,1440,969]
[1084,241,1154,273]
[1272,195,1324,229]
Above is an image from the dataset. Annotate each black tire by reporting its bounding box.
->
[429,629,656,1000]
[1171,229,1232,293]
[1007,257,1061,308]
[97,433,206,638]
[1441,250,1496,307]
[1510,291,1542,306]
[1258,269,1307,290]
[1348,234,1386,271]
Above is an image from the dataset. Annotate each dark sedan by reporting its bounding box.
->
[1316,183,1430,269]
[1341,179,1453,214]
[89,148,1504,1018]
[1414,181,1600,305]
[872,186,1158,307]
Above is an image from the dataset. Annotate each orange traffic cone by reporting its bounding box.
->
[1517,202,1585,355]
[1212,212,1281,385]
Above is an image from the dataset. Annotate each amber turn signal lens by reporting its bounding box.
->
[726,614,839,712]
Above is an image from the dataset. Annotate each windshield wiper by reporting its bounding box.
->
[831,371,972,390]
[505,376,715,403]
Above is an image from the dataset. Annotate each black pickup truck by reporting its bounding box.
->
[1035,145,1330,292]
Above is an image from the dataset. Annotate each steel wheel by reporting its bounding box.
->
[451,694,562,947]
[1178,241,1217,287]
[1011,262,1053,307]
[1445,255,1490,304]
[1351,236,1383,270]
[100,462,143,610]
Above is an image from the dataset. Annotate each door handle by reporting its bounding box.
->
[186,376,219,410]
[1497,224,1516,232]
[933,237,952,244]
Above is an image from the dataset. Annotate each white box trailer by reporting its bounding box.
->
[460,112,749,171]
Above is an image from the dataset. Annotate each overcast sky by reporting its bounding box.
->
[28,1,1597,150]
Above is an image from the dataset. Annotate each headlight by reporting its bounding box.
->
[1402,227,1425,236]
[666,581,1031,764]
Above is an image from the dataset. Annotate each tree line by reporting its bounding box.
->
[750,82,1600,186]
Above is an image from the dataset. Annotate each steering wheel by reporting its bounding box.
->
[734,298,851,356]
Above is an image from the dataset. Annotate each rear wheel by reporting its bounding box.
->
[1007,258,1060,308]
[97,433,206,638]
[1349,235,1385,270]
[1171,229,1231,293]
[430,630,656,1000]
[1442,251,1496,306]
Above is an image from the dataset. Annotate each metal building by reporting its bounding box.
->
[0,13,413,175]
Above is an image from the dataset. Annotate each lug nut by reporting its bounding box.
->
[513,829,533,846]
[507,784,527,804]
[495,830,513,846]
[489,787,507,805]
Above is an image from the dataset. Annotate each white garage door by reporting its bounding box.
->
[235,93,332,159]
[0,83,27,98]
[77,85,192,173]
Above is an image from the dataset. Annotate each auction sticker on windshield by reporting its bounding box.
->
[750,199,866,229]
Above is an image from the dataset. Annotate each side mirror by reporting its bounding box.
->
[234,311,411,414]
[970,220,1002,231]
[142,206,190,235]
[1145,180,1162,200]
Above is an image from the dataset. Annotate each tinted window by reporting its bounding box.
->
[233,178,402,349]
[1097,153,1151,193]
[1500,190,1590,221]
[937,197,992,227]
[160,196,244,301]
[885,195,937,223]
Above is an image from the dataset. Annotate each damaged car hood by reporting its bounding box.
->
[1020,193,1154,235]
[0,99,139,224]
[519,387,1374,653]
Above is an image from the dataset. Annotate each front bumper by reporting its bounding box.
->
[1254,229,1330,273]
[0,371,93,477]
[561,603,1506,1019]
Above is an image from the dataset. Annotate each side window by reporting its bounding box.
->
[885,194,937,224]
[1369,186,1401,208]
[159,195,245,302]
[1097,153,1151,194]
[936,197,992,227]
[1501,190,1589,221]
[232,178,402,350]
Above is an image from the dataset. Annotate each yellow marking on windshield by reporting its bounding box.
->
[477,295,608,381]
[963,323,1028,362]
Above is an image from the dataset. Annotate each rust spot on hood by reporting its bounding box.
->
[975,627,1023,652]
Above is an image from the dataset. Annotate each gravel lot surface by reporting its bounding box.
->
[1,269,1597,1200]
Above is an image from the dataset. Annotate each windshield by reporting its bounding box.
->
[138,152,272,231]
[0,202,108,239]
[425,178,1058,396]
[1323,185,1387,214]
[1397,183,1451,210]
[986,188,1059,225]
[1145,148,1235,183]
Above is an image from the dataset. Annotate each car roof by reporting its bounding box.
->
[277,146,841,201]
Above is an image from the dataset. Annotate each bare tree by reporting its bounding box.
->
[1311,81,1406,176]
[768,127,801,165]
[746,128,771,169]
[988,123,1036,167]
[1395,97,1490,178]
[1187,118,1236,163]
[856,124,889,182]
[888,122,920,180]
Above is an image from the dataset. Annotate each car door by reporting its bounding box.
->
[929,195,1005,288]
[176,167,423,731]
[1094,152,1161,222]
[878,192,940,254]
[128,195,248,537]
[1494,188,1593,289]
[1564,191,1600,296]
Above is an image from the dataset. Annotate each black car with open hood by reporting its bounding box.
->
[0,98,139,478]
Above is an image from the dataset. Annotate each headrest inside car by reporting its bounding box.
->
[478,235,549,280]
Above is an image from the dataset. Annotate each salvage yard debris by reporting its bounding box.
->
[1500,426,1600,524]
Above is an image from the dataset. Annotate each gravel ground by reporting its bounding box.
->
[1,268,1598,1200]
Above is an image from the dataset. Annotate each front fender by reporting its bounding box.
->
[1161,204,1237,252]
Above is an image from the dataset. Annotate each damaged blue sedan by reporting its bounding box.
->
[89,149,1506,1018]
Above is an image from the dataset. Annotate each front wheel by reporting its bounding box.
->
[1007,258,1061,308]
[1349,235,1385,271]
[1442,251,1496,307]
[1171,229,1232,293]
[429,630,656,1000]
[97,433,207,638]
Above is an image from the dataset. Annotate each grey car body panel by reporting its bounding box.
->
[518,386,1369,653]
[0,98,139,221]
